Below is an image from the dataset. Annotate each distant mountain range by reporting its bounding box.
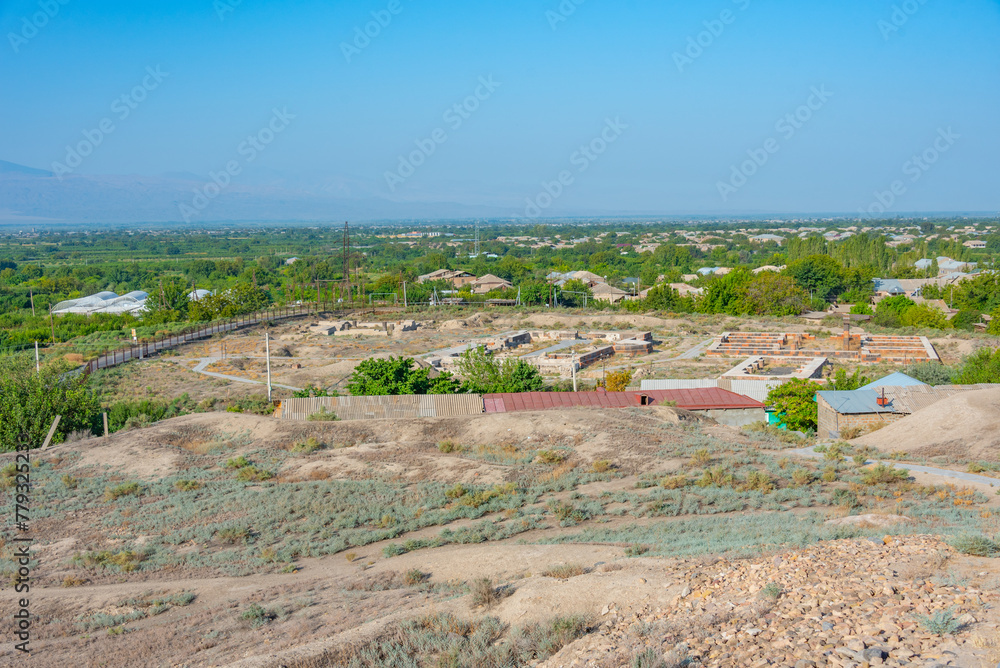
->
[0,160,513,226]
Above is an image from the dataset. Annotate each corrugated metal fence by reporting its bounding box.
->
[640,379,719,391]
[717,378,785,403]
[281,395,484,421]
[641,377,784,403]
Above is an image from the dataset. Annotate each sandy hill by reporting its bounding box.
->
[2,408,999,667]
[853,386,1000,461]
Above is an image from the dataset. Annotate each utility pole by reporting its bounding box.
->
[29,288,35,316]
[342,221,352,308]
[34,341,40,374]
[403,281,408,308]
[572,355,577,392]
[265,332,272,402]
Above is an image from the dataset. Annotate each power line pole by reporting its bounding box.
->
[265,331,272,403]
[342,221,352,308]
[35,341,40,374]
[29,288,35,316]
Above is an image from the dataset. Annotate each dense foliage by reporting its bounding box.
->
[766,379,820,432]
[0,356,99,450]
[346,357,461,396]
[454,347,545,394]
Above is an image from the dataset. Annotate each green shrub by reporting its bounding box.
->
[73,549,144,572]
[914,608,961,635]
[760,582,783,600]
[949,534,999,557]
[445,483,468,499]
[0,464,17,489]
[236,466,273,482]
[225,456,251,469]
[438,439,459,453]
[290,437,324,453]
[215,526,251,544]
[240,603,276,628]
[744,470,774,494]
[103,482,143,502]
[404,569,428,586]
[173,479,201,491]
[536,450,567,465]
[631,648,666,668]
[861,463,909,485]
[226,395,274,416]
[306,408,338,422]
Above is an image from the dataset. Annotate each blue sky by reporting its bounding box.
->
[1,0,998,216]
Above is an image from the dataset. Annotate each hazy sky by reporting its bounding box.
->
[2,0,999,216]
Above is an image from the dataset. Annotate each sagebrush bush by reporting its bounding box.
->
[915,608,961,635]
[103,482,142,502]
[861,463,909,485]
[469,577,500,608]
[949,534,999,557]
[536,450,567,465]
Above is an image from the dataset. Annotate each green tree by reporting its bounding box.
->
[347,356,458,397]
[558,279,593,307]
[143,278,190,325]
[188,283,271,321]
[699,269,752,315]
[345,356,459,396]
[737,272,809,316]
[873,295,915,327]
[953,347,1000,384]
[0,356,100,450]
[826,368,871,391]
[988,307,1000,336]
[784,255,844,301]
[903,361,956,386]
[455,346,544,394]
[765,379,819,432]
[900,303,951,329]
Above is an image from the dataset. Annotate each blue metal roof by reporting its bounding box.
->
[859,372,926,390]
[816,389,888,415]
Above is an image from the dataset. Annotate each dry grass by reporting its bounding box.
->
[590,460,614,473]
[61,575,88,587]
[469,577,500,609]
[541,563,589,579]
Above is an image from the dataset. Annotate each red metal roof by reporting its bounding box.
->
[483,387,764,413]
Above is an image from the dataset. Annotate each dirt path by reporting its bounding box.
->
[185,357,303,391]
[790,445,1000,492]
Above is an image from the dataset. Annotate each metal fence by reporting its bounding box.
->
[81,305,314,375]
